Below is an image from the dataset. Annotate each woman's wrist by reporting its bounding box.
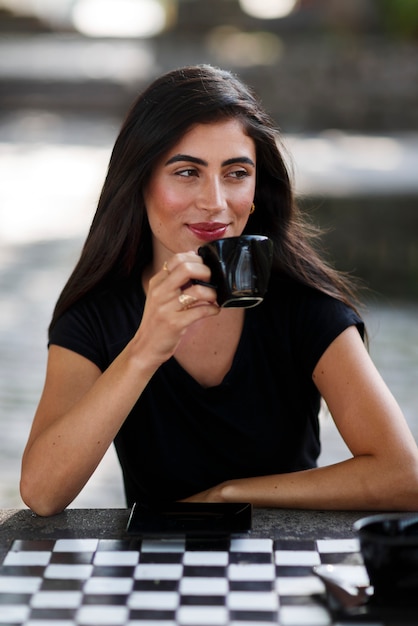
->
[124,334,166,380]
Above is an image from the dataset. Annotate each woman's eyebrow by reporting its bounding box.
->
[165,154,255,167]
[223,157,255,167]
[165,154,207,166]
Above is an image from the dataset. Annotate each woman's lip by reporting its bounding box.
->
[188,223,229,241]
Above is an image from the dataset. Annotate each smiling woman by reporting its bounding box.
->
[19,64,418,517]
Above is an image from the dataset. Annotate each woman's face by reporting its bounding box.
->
[143,118,256,267]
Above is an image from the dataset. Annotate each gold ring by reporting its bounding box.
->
[178,293,197,309]
[162,261,169,272]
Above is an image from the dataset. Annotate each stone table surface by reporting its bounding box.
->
[0,507,375,558]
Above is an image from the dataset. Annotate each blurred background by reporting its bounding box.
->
[1,0,418,510]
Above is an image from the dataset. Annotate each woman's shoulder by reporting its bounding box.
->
[73,276,144,316]
[264,272,363,330]
[262,273,364,374]
[49,277,145,370]
[266,272,332,305]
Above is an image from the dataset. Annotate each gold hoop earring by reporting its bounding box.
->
[249,203,255,214]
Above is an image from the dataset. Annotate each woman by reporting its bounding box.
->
[21,65,418,516]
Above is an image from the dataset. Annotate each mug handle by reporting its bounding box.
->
[191,278,218,289]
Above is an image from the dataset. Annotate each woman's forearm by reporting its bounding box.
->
[192,453,418,511]
[20,343,157,516]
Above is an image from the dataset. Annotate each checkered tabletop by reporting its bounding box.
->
[0,535,367,625]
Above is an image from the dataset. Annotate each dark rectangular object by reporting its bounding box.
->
[126,502,252,536]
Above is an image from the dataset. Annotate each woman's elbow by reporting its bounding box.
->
[390,455,418,511]
[20,475,66,518]
[405,462,418,509]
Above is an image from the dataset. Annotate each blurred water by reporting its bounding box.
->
[1,110,417,510]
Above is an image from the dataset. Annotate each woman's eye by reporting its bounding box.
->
[176,168,198,177]
[228,169,249,179]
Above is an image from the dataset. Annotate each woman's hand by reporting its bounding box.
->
[132,252,220,371]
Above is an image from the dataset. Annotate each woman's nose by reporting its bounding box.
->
[198,177,227,211]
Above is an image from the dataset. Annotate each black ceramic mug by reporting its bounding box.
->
[354,513,418,603]
[196,235,273,308]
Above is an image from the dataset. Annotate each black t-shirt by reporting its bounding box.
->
[49,274,364,505]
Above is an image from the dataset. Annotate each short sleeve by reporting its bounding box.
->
[48,299,108,371]
[48,282,144,372]
[292,287,364,376]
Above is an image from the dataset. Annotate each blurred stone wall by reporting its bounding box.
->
[242,39,418,132]
[1,0,418,132]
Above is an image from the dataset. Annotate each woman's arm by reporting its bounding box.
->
[21,254,219,516]
[20,342,156,517]
[185,326,418,510]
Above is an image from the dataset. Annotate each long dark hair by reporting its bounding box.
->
[50,64,362,334]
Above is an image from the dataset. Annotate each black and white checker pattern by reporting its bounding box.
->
[0,536,369,625]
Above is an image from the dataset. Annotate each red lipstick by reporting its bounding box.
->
[188,222,228,242]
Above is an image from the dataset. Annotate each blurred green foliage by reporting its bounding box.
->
[381,0,418,39]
